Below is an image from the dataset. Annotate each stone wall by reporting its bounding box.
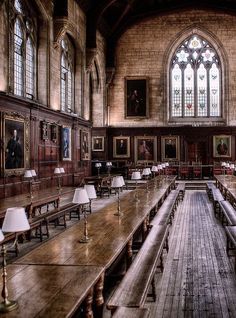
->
[109,9,236,127]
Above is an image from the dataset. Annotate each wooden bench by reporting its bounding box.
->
[212,188,224,217]
[27,203,80,242]
[151,190,179,226]
[107,224,169,313]
[206,182,217,201]
[112,307,150,318]
[225,226,236,272]
[176,183,185,201]
[219,201,236,226]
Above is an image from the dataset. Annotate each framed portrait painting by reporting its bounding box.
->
[213,135,231,158]
[135,136,157,163]
[92,136,104,152]
[113,136,130,158]
[3,113,30,176]
[125,77,148,118]
[81,130,90,160]
[161,136,180,161]
[61,126,72,161]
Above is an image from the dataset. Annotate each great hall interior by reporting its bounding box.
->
[2,0,236,317]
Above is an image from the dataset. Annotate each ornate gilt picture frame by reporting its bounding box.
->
[161,136,180,161]
[92,136,104,152]
[61,126,72,161]
[3,113,30,176]
[113,136,130,158]
[134,136,157,164]
[213,135,231,158]
[125,77,149,118]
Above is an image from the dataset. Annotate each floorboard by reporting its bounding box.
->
[149,190,236,318]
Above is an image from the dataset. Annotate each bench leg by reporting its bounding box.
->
[94,273,104,318]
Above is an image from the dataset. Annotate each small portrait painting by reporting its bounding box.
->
[161,136,180,161]
[125,77,148,118]
[113,136,130,158]
[135,136,157,163]
[5,119,24,170]
[81,131,90,160]
[92,136,104,152]
[213,135,231,158]
[62,126,71,161]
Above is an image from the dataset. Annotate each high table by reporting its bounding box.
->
[10,175,176,317]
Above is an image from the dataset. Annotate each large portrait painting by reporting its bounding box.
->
[135,136,157,163]
[62,126,72,161]
[81,130,90,160]
[92,136,104,152]
[3,113,30,176]
[125,77,148,118]
[113,136,130,158]
[161,136,180,161]
[213,135,231,158]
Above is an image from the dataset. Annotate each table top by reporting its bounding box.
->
[0,186,76,217]
[15,176,175,268]
[0,264,104,318]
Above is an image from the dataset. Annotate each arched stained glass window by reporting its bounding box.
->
[60,36,74,113]
[11,0,36,99]
[170,35,221,118]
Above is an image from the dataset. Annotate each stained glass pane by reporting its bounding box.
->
[26,38,34,99]
[14,19,23,96]
[209,63,220,116]
[171,64,182,117]
[184,64,194,116]
[197,63,207,117]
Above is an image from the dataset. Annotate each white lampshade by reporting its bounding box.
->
[2,207,30,232]
[24,170,32,178]
[60,168,65,173]
[72,188,90,204]
[230,164,235,169]
[95,163,102,168]
[30,169,37,177]
[106,162,112,167]
[118,176,125,186]
[142,168,151,176]
[166,162,169,167]
[84,184,97,199]
[221,162,226,167]
[162,163,166,168]
[54,167,61,174]
[226,163,230,168]
[131,171,141,180]
[0,230,4,242]
[157,164,162,170]
[151,166,158,172]
[111,176,124,188]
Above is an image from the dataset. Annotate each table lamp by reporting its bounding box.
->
[84,184,97,213]
[95,162,102,177]
[24,169,33,199]
[142,168,151,192]
[131,171,141,202]
[54,167,62,191]
[0,207,30,313]
[151,165,158,178]
[73,188,90,243]
[111,176,124,216]
[106,162,112,176]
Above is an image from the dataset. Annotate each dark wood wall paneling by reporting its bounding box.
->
[93,127,236,165]
[0,93,91,199]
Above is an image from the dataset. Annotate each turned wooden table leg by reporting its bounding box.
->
[83,287,94,318]
[126,237,133,269]
[93,273,105,318]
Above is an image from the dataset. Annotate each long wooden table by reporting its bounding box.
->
[0,264,104,318]
[8,176,175,317]
[215,175,236,204]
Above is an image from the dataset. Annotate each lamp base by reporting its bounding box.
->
[0,300,18,313]
[114,212,123,216]
[79,237,91,243]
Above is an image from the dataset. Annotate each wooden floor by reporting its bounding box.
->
[148,190,236,318]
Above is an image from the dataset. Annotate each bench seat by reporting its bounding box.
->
[219,201,236,225]
[112,307,150,318]
[225,226,236,271]
[107,224,169,312]
[212,189,224,216]
[176,183,185,201]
